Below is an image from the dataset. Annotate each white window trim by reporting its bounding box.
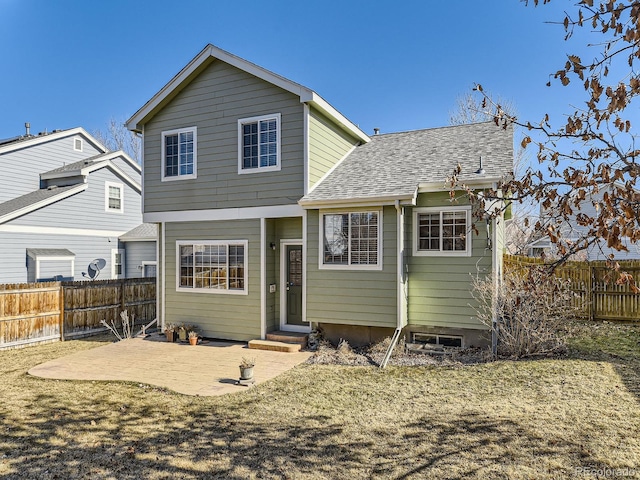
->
[141,261,157,278]
[161,126,197,182]
[237,113,282,174]
[175,240,248,295]
[413,206,472,257]
[318,209,383,271]
[111,248,125,279]
[74,138,83,152]
[105,181,124,213]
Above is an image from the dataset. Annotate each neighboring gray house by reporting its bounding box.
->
[119,223,158,278]
[0,126,147,283]
[527,186,640,261]
[126,44,512,347]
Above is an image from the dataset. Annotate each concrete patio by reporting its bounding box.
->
[28,334,313,396]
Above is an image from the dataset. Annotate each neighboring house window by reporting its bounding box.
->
[142,262,157,278]
[238,113,281,173]
[413,206,472,256]
[111,249,125,279]
[162,127,197,180]
[321,211,381,269]
[177,240,247,294]
[74,138,83,152]
[105,181,123,213]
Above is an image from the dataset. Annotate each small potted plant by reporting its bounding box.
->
[239,357,255,381]
[188,330,199,346]
[164,324,177,342]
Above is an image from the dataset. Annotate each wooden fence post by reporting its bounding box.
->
[59,283,65,341]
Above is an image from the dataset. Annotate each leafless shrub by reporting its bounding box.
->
[472,268,577,359]
[100,310,135,342]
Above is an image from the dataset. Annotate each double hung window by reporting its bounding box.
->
[414,207,471,256]
[162,127,197,180]
[238,114,281,173]
[322,211,381,269]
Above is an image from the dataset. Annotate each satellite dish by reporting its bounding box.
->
[82,258,107,280]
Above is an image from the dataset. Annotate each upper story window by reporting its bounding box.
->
[321,211,382,270]
[162,127,197,181]
[105,181,123,213]
[74,138,83,152]
[238,113,281,174]
[177,240,248,294]
[413,206,472,256]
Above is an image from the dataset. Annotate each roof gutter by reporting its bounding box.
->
[299,193,415,209]
[418,176,504,193]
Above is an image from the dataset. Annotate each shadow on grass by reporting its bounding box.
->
[1,390,621,479]
[569,322,640,402]
[1,390,369,479]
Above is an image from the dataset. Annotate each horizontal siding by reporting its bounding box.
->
[164,220,261,341]
[0,134,103,203]
[144,61,305,213]
[12,167,142,232]
[0,232,127,283]
[307,107,359,189]
[306,206,397,328]
[123,241,156,278]
[407,192,491,330]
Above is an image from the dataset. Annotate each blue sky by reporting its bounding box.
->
[0,0,609,140]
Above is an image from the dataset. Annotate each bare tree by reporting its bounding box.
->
[94,117,141,163]
[449,92,540,254]
[459,1,640,287]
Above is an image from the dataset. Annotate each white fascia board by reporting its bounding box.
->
[143,204,304,223]
[0,184,87,225]
[0,224,125,237]
[0,127,107,155]
[119,236,157,242]
[87,161,142,193]
[125,43,368,146]
[418,177,504,192]
[299,194,414,209]
[304,92,370,144]
[42,159,141,193]
[127,44,315,132]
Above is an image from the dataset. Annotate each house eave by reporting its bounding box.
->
[0,127,107,156]
[418,176,504,193]
[0,184,87,225]
[126,44,368,143]
[299,193,415,209]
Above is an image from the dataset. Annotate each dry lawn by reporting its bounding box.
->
[0,323,639,479]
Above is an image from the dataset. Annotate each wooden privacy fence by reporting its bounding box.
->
[0,278,156,349]
[503,255,640,322]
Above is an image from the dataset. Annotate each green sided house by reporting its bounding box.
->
[126,44,513,349]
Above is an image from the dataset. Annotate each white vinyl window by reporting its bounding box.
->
[238,113,281,173]
[176,240,248,294]
[413,206,472,256]
[321,211,382,270]
[162,127,197,180]
[74,138,83,152]
[111,249,125,279]
[105,181,123,213]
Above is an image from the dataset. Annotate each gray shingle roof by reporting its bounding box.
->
[119,223,158,241]
[0,185,82,220]
[42,153,109,175]
[26,248,75,258]
[301,122,513,204]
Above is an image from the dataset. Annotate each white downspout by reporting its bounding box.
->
[381,200,404,368]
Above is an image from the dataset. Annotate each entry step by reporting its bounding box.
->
[266,330,308,348]
[248,339,302,353]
